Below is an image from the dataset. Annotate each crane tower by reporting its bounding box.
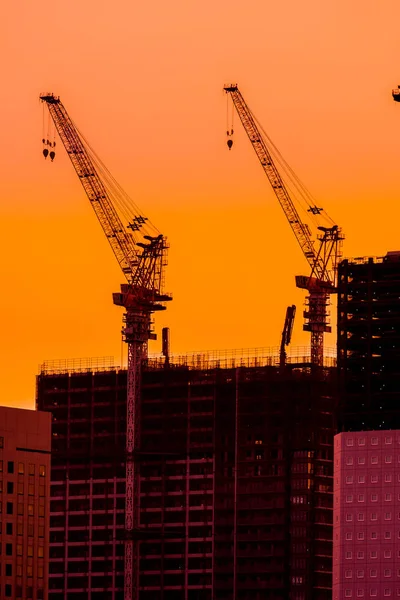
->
[40,93,171,600]
[224,84,343,365]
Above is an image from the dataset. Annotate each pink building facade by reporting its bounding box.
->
[333,431,400,600]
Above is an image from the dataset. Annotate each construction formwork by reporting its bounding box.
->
[338,253,400,432]
[37,350,337,600]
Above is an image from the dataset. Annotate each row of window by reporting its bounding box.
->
[0,461,46,476]
[345,473,398,483]
[345,435,395,446]
[0,583,44,599]
[0,502,45,516]
[0,522,45,537]
[0,481,45,496]
[343,530,398,540]
[343,590,399,598]
[0,562,44,578]
[345,549,396,559]
[345,511,397,521]
[0,542,44,557]
[345,569,397,578]
[345,455,400,465]
[345,493,395,502]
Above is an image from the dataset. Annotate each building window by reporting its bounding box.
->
[346,457,354,465]
[371,456,378,464]
[358,532,364,540]
[28,484,34,496]
[6,482,13,494]
[39,465,46,477]
[385,570,392,577]
[39,485,45,497]
[370,569,377,577]
[17,523,22,536]
[17,483,23,495]
[358,513,365,521]
[346,495,353,503]
[371,532,377,539]
[371,513,377,520]
[384,591,392,597]
[38,546,44,558]
[358,494,365,502]
[18,462,24,475]
[5,584,12,597]
[27,545,33,557]
[346,476,354,484]
[6,523,12,535]
[357,570,364,578]
[385,474,392,482]
[347,438,354,446]
[6,502,13,515]
[346,514,353,522]
[38,525,44,538]
[345,570,352,578]
[0,436,3,448]
[6,543,12,556]
[371,475,378,483]
[384,550,392,558]
[28,504,34,516]
[38,505,44,517]
[385,456,392,463]
[385,436,393,444]
[17,503,23,516]
[370,591,377,597]
[5,563,12,576]
[346,533,352,541]
[371,437,378,445]
[386,494,392,501]
[0,460,2,472]
[358,476,365,483]
[346,551,352,559]
[38,565,44,578]
[28,464,35,476]
[370,551,377,558]
[357,551,364,559]
[385,513,392,520]
[371,494,378,502]
[358,457,365,465]
[358,437,366,446]
[385,532,392,539]
[357,591,364,598]
[345,592,352,598]
[27,564,33,576]
[28,524,34,537]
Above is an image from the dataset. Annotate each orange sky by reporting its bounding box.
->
[1,0,400,407]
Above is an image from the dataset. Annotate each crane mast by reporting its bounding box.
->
[280,305,296,370]
[40,93,171,600]
[224,84,343,366]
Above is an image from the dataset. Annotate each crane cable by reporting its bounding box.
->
[246,105,336,231]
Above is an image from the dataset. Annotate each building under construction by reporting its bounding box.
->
[338,252,400,432]
[37,350,336,600]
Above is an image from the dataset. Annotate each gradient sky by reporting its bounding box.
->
[1,0,400,407]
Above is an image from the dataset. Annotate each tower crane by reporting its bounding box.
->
[40,93,171,600]
[224,84,343,366]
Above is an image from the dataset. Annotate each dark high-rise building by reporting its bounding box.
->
[37,352,336,600]
[337,252,400,432]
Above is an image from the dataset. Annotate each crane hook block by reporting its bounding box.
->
[50,151,56,162]
[43,148,49,159]
[227,139,233,150]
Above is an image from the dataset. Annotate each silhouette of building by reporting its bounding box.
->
[338,252,400,432]
[37,351,336,600]
[333,430,400,600]
[0,405,51,600]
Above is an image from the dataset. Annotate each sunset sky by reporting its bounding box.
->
[1,0,400,407]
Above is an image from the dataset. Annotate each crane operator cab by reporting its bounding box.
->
[393,86,400,102]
